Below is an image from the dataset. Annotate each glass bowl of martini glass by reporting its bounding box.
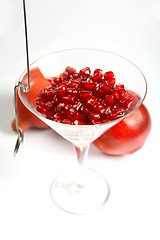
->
[17,48,147,214]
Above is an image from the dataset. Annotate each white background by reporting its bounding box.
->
[0,0,160,239]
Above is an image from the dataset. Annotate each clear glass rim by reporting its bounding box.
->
[18,48,147,129]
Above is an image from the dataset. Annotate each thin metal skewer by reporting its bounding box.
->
[14,0,31,156]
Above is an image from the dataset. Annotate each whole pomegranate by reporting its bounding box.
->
[93,104,151,155]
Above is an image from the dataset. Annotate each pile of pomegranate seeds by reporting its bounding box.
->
[36,66,132,125]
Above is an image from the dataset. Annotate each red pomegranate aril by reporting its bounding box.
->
[36,98,44,107]
[74,78,83,88]
[67,109,80,120]
[36,105,48,114]
[44,101,54,110]
[64,104,71,110]
[62,95,75,104]
[101,106,111,117]
[107,78,116,87]
[73,101,82,110]
[121,99,132,109]
[119,89,127,99]
[101,84,112,93]
[79,67,91,77]
[47,78,56,87]
[110,108,124,119]
[67,89,78,96]
[114,90,120,99]
[94,104,104,112]
[83,82,96,91]
[74,120,84,125]
[67,81,78,88]
[54,113,63,122]
[94,88,106,98]
[86,96,98,108]
[93,69,103,81]
[80,105,90,116]
[115,84,124,90]
[91,119,102,125]
[57,103,65,111]
[53,96,59,104]
[90,112,101,120]
[56,85,67,95]
[79,91,93,100]
[54,76,62,84]
[104,71,114,80]
[114,106,125,114]
[65,66,76,75]
[105,95,115,105]
[38,89,54,100]
[62,71,70,80]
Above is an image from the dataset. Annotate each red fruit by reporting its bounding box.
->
[12,67,50,132]
[93,104,151,155]
[79,67,91,77]
[92,69,103,81]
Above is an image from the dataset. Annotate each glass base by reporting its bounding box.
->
[50,168,110,214]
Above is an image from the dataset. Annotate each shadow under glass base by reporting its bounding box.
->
[50,168,110,215]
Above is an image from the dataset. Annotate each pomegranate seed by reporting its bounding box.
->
[114,90,120,99]
[101,84,112,93]
[44,101,54,110]
[62,71,70,80]
[104,71,114,80]
[86,96,98,108]
[56,85,67,95]
[67,81,78,88]
[67,89,78,96]
[36,105,48,114]
[79,91,93,99]
[79,67,91,77]
[119,89,127,99]
[54,76,62,84]
[101,106,111,117]
[67,109,80,120]
[105,95,115,105]
[94,88,106,98]
[54,113,63,121]
[74,78,83,88]
[107,78,115,87]
[94,104,104,112]
[91,120,102,125]
[40,90,55,100]
[121,99,132,109]
[92,69,103,81]
[53,96,59,104]
[74,120,84,125]
[83,82,96,91]
[73,101,82,110]
[65,66,76,75]
[89,112,101,120]
[62,95,75,104]
[115,84,124,90]
[47,78,56,87]
[64,104,71,110]
[80,105,90,116]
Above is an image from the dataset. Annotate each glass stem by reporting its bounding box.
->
[73,143,90,169]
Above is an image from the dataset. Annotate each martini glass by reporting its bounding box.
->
[17,49,147,214]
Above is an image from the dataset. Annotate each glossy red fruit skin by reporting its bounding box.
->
[93,104,151,155]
